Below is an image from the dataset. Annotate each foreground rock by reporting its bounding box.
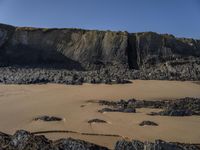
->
[0,130,199,150]
[0,130,108,150]
[98,97,200,116]
[115,139,200,150]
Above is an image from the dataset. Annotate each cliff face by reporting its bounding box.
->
[0,24,128,70]
[132,32,200,67]
[0,23,200,70]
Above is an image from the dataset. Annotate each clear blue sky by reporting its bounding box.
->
[0,0,199,38]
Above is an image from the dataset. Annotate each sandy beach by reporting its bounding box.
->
[0,80,200,149]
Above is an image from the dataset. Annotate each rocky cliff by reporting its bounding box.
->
[0,23,200,83]
[0,23,129,70]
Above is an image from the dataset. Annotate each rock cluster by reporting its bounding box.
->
[0,130,108,150]
[98,97,200,116]
[98,99,136,113]
[0,57,199,84]
[0,130,199,150]
[115,139,200,150]
[151,97,200,116]
[0,66,134,85]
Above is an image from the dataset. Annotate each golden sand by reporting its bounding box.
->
[0,80,200,149]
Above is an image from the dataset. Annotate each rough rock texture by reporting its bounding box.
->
[98,99,136,113]
[0,23,128,70]
[115,139,200,150]
[139,121,158,126]
[34,116,63,122]
[98,97,200,116]
[0,130,108,150]
[0,130,199,150]
[0,23,200,83]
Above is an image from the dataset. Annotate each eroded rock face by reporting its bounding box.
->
[0,23,200,82]
[132,32,200,67]
[53,138,108,150]
[0,132,11,148]
[0,130,108,150]
[0,24,129,70]
[0,130,199,150]
[0,29,7,47]
[10,130,52,150]
[115,139,200,150]
[0,23,200,70]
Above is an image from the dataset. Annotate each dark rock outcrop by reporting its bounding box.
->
[98,100,136,113]
[34,116,63,122]
[0,23,200,84]
[0,130,108,150]
[0,132,11,148]
[139,121,158,126]
[98,97,200,116]
[53,138,108,150]
[0,23,128,70]
[9,130,52,150]
[154,109,193,116]
[0,130,199,150]
[115,139,200,150]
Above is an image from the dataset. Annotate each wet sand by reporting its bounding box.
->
[0,80,200,149]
